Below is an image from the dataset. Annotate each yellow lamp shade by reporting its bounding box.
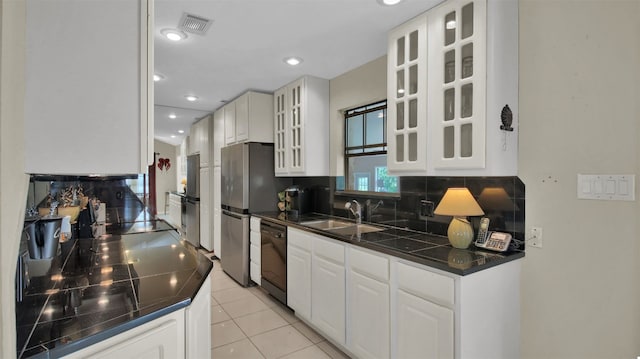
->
[434,188,484,217]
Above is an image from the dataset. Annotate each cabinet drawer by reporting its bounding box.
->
[349,246,389,282]
[313,236,345,265]
[250,242,260,264]
[288,228,312,251]
[249,230,260,247]
[250,216,261,231]
[396,261,454,308]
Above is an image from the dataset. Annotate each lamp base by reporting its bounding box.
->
[447,217,474,249]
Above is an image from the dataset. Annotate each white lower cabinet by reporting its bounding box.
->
[65,309,185,359]
[349,271,390,359]
[287,228,312,321]
[286,227,521,359]
[395,289,454,359]
[186,278,212,359]
[287,228,346,346]
[348,247,390,359]
[168,193,182,230]
[312,254,346,346]
[249,217,261,285]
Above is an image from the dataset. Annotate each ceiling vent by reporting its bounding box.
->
[178,13,213,36]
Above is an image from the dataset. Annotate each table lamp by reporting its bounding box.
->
[434,188,485,249]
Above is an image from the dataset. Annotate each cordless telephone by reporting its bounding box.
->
[475,217,490,245]
[474,217,512,252]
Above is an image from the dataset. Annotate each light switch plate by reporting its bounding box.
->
[577,174,635,201]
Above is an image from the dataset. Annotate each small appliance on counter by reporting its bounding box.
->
[25,216,62,260]
[284,186,312,218]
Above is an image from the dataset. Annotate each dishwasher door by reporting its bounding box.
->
[185,199,200,248]
[220,210,250,286]
[260,221,287,305]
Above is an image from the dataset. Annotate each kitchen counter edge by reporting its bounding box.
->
[253,212,524,276]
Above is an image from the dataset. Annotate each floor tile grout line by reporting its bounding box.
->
[210,334,250,350]
[274,341,320,359]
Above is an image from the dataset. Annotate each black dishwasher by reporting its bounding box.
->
[260,221,287,305]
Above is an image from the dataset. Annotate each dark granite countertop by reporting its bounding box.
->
[253,212,524,276]
[16,220,212,358]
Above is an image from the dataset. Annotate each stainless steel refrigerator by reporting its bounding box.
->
[220,143,291,286]
[185,154,200,248]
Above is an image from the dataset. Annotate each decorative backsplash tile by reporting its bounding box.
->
[295,175,525,250]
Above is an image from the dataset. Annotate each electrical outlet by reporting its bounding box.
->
[419,200,434,219]
[529,227,543,248]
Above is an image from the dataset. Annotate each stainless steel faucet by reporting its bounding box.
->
[344,200,362,224]
[365,199,384,221]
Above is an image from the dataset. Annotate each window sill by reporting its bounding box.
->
[334,190,400,199]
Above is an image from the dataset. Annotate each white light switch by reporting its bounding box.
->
[594,180,603,194]
[605,180,616,194]
[577,174,635,201]
[581,180,591,193]
[619,180,629,195]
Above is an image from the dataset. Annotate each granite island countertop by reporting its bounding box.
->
[253,212,524,276]
[16,219,212,358]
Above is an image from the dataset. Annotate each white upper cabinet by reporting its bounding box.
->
[212,108,224,167]
[224,91,273,145]
[427,0,487,172]
[224,101,236,146]
[24,0,154,175]
[273,76,330,177]
[188,115,211,167]
[387,14,429,175]
[387,0,518,176]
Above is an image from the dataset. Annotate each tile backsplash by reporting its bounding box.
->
[293,176,525,250]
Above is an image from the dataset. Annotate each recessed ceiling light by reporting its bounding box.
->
[377,0,403,6]
[161,28,187,41]
[171,135,176,138]
[446,20,457,29]
[153,73,164,82]
[178,130,184,134]
[284,57,303,66]
[169,113,177,119]
[185,95,198,102]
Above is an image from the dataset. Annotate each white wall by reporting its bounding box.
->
[519,0,640,357]
[329,56,387,177]
[0,0,29,356]
[154,139,178,214]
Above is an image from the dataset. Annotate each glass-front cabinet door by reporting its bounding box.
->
[387,14,428,175]
[274,88,287,175]
[287,78,305,173]
[428,0,486,170]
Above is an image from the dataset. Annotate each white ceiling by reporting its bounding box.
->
[154,0,443,146]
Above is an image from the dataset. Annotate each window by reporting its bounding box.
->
[344,101,399,193]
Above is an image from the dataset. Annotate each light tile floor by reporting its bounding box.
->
[208,259,351,359]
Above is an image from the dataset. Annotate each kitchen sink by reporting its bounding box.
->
[301,219,385,236]
[301,219,354,230]
[326,224,384,236]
